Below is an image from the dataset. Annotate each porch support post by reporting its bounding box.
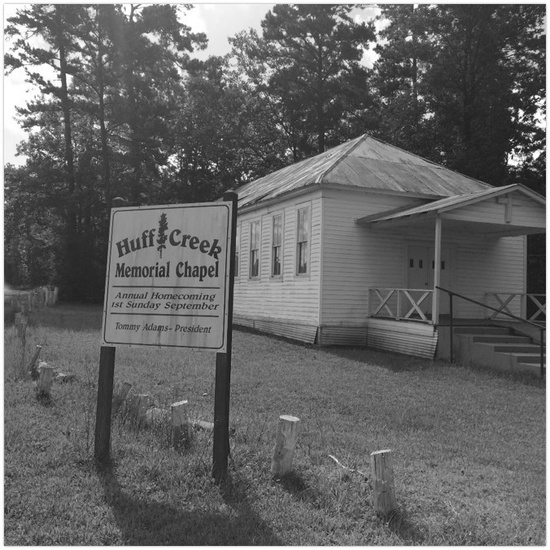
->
[432,215,442,325]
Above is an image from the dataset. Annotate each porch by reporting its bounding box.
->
[356,183,545,374]
[367,287,545,376]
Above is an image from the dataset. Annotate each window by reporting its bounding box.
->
[272,214,282,276]
[296,206,309,275]
[249,220,260,278]
[234,224,240,277]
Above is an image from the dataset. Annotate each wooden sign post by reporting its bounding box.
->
[94,346,116,462]
[94,196,236,468]
[213,193,237,482]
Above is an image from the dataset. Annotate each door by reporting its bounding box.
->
[408,245,451,316]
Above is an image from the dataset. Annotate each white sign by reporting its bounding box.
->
[102,203,232,351]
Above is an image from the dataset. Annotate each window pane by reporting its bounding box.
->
[251,250,259,277]
[251,221,259,248]
[273,215,282,246]
[273,246,281,276]
[297,206,309,242]
[298,242,308,274]
[297,206,309,274]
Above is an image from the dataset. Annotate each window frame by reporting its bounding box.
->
[249,219,261,279]
[296,204,310,276]
[271,212,283,278]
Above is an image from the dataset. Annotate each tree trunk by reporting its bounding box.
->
[55,5,79,300]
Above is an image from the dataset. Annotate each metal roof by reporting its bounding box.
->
[236,134,494,208]
[356,184,545,226]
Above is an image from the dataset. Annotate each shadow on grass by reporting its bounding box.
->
[320,344,545,387]
[236,326,544,386]
[384,507,427,544]
[272,470,321,506]
[96,461,281,545]
[322,345,437,373]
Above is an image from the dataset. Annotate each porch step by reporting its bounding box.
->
[452,325,545,378]
[472,335,531,344]
[453,326,511,336]
[492,343,543,354]
[511,352,545,364]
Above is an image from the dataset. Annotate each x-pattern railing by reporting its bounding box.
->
[369,288,434,323]
[440,287,545,380]
[485,293,546,322]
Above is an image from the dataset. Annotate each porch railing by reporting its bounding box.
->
[438,286,545,380]
[368,288,434,323]
[485,293,546,323]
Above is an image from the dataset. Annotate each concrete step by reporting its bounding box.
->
[452,326,545,378]
[511,352,545,365]
[453,326,511,336]
[493,343,543,354]
[472,335,531,344]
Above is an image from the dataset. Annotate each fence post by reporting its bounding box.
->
[129,394,152,423]
[37,362,54,396]
[171,400,190,450]
[370,449,398,516]
[271,415,300,477]
[112,382,132,417]
[28,345,42,380]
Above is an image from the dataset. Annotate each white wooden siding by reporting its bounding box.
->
[235,186,529,345]
[442,197,545,228]
[320,188,527,325]
[320,188,417,326]
[234,191,322,326]
[452,235,526,318]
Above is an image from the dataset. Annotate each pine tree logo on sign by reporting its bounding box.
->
[102,202,232,351]
[157,213,168,258]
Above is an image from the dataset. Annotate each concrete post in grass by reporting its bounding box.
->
[271,415,300,477]
[37,361,54,396]
[370,449,398,515]
[131,394,152,422]
[14,312,28,338]
[112,382,132,417]
[171,400,191,450]
[28,345,42,380]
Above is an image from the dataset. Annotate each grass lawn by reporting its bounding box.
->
[4,304,546,545]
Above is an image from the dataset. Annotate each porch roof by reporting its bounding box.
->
[356,184,546,237]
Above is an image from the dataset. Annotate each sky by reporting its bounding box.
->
[3,3,379,168]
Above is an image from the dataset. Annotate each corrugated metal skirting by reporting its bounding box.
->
[318,326,367,346]
[234,314,318,345]
[367,318,438,359]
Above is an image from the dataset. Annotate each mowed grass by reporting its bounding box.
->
[4,304,546,545]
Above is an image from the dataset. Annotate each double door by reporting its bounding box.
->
[407,245,451,316]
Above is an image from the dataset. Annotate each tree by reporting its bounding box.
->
[4,3,208,300]
[5,4,86,298]
[371,4,435,157]
[108,4,207,206]
[373,4,546,186]
[231,4,375,159]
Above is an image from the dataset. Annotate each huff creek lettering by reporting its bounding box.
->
[115,228,222,260]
